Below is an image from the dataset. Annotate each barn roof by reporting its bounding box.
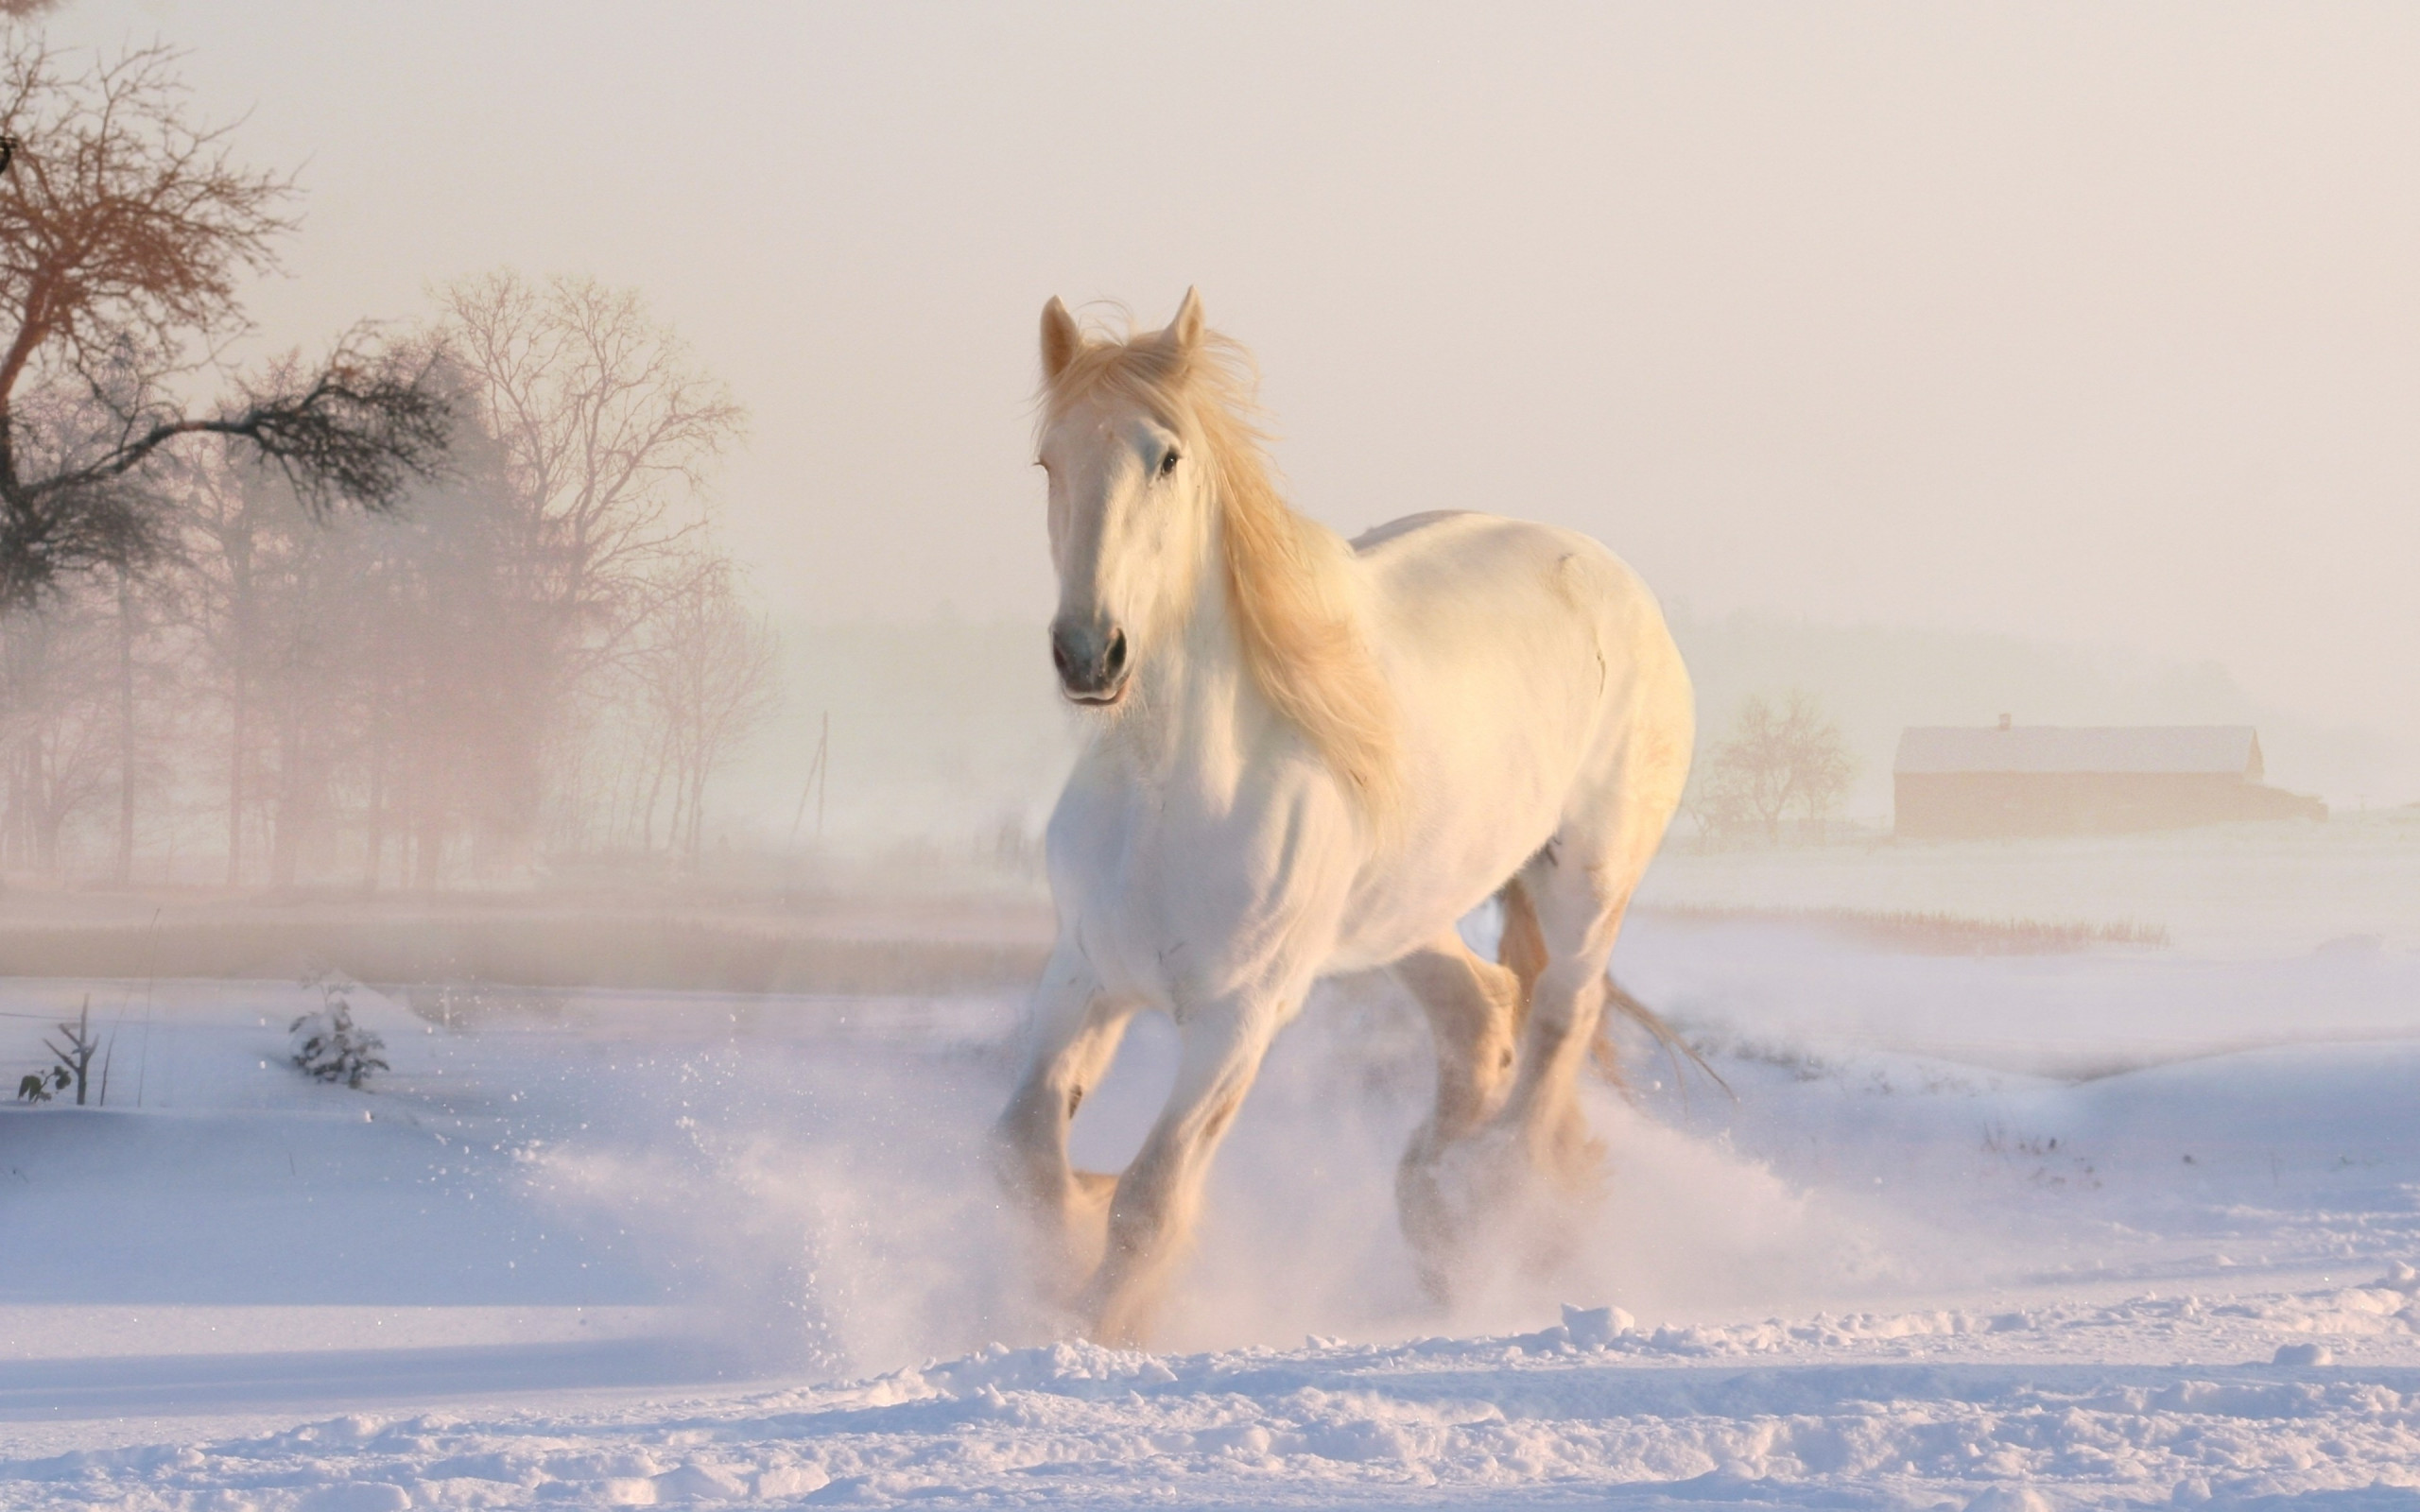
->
[1894,725,2262,778]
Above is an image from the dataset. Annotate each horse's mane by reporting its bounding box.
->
[1043,318,1403,827]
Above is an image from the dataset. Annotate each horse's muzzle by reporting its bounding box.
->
[1050,615,1130,704]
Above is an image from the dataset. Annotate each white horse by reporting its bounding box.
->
[994,290,1694,1344]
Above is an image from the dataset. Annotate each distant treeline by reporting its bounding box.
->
[0,40,780,890]
[1,275,778,888]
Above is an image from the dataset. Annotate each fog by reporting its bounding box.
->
[32,0,2420,816]
[9,9,2420,1491]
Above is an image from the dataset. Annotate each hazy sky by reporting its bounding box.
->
[35,2,2420,755]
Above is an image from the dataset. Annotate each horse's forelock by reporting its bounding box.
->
[1038,325,1185,433]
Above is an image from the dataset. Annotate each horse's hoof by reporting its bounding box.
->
[1395,1161,1467,1305]
[1076,1274,1160,1349]
[1396,1126,1527,1293]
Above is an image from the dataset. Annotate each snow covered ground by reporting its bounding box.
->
[1637,812,2420,960]
[5,845,2420,1508]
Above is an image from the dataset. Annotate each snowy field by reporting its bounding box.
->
[1637,813,2420,960]
[5,830,2420,1508]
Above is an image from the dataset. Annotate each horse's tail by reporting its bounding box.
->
[1495,877,1732,1101]
[1598,975,1733,1102]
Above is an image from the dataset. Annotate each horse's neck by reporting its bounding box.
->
[1111,529,1269,795]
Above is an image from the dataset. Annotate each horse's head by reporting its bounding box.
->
[1032,289,1215,709]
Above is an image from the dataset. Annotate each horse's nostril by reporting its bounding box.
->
[1051,638,1073,676]
[1104,629,1127,676]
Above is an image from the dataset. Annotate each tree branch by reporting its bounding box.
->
[27,343,452,513]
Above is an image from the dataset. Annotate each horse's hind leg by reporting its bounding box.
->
[1392,930,1525,1301]
[1497,821,1664,1192]
[994,944,1137,1301]
[1497,870,1622,1189]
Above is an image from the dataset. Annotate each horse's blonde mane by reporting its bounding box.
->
[1043,318,1403,826]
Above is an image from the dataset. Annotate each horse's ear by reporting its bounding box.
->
[1040,297,1082,382]
[1160,287,1205,360]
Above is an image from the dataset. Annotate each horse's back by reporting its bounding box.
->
[1338,509,1692,956]
[1352,510,1679,691]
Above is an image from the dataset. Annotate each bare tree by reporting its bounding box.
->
[439,271,743,668]
[180,451,279,883]
[173,388,552,891]
[437,271,746,855]
[183,445,393,887]
[0,584,110,872]
[42,996,100,1106]
[108,559,154,885]
[633,559,781,862]
[0,37,447,604]
[356,407,555,886]
[1700,690,1857,846]
[0,549,175,884]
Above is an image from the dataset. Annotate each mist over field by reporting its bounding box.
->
[4,6,2419,1509]
[7,1,2415,844]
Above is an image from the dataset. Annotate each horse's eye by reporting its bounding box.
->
[1158,450,1181,478]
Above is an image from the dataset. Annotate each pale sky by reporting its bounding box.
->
[36,2,2420,762]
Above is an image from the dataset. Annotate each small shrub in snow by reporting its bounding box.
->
[19,998,103,1106]
[289,977,389,1090]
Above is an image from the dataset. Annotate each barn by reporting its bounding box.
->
[1893,720,2326,839]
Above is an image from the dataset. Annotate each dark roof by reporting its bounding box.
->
[1894,725,2262,778]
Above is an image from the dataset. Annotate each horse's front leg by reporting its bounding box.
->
[993,944,1135,1303]
[1080,994,1280,1346]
